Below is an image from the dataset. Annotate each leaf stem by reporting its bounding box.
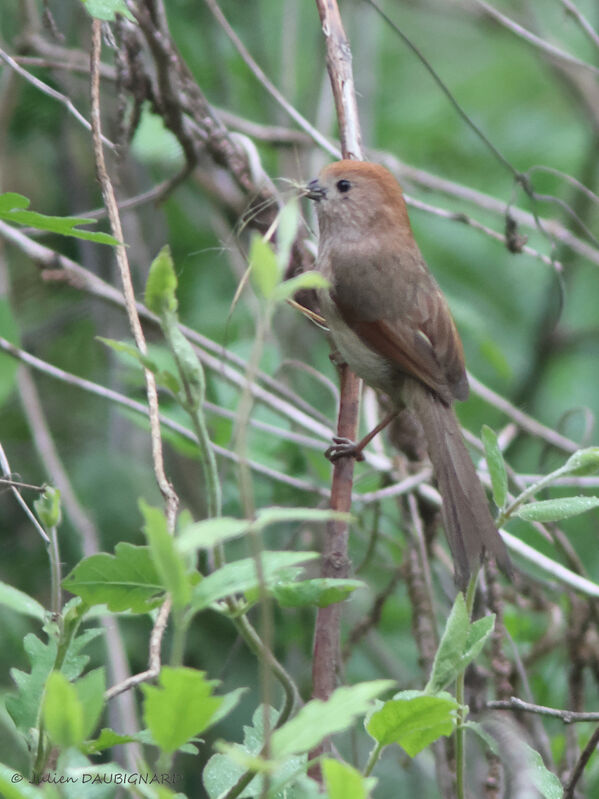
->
[363,740,383,777]
[455,572,478,799]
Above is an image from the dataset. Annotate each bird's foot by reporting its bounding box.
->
[325,436,365,462]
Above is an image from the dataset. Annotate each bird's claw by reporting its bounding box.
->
[325,436,365,462]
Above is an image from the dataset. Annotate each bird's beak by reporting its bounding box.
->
[305,179,326,201]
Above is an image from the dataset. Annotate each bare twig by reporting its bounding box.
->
[308,0,364,778]
[470,0,599,76]
[486,696,599,723]
[0,442,49,543]
[560,0,599,50]
[563,725,599,799]
[0,46,115,149]
[204,0,338,158]
[105,597,172,700]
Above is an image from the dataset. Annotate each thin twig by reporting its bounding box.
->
[0,335,330,498]
[105,597,172,700]
[90,18,178,697]
[309,0,363,779]
[0,442,49,543]
[486,696,599,723]
[0,46,115,149]
[560,0,599,50]
[471,0,599,76]
[563,725,599,799]
[204,0,338,158]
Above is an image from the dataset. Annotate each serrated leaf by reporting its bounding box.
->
[62,543,164,613]
[43,671,85,748]
[564,447,599,477]
[6,630,101,735]
[140,500,191,609]
[249,234,279,300]
[203,706,307,799]
[80,0,135,22]
[145,246,178,316]
[271,578,365,608]
[366,691,458,756]
[0,192,121,245]
[271,680,394,758]
[272,270,330,303]
[0,581,45,620]
[322,758,376,799]
[141,667,223,753]
[189,551,319,614]
[517,496,599,522]
[481,425,508,508]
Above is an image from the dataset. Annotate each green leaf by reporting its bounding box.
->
[43,671,85,748]
[6,630,101,735]
[249,234,280,300]
[177,508,351,556]
[272,270,330,303]
[141,667,223,753]
[275,198,300,273]
[83,727,143,755]
[189,551,320,614]
[79,0,135,22]
[97,337,159,373]
[140,500,191,609]
[0,581,45,620]
[75,668,105,741]
[62,542,164,613]
[255,506,352,529]
[366,690,459,756]
[177,517,251,552]
[0,192,121,245]
[564,447,599,476]
[203,705,308,799]
[34,485,61,528]
[525,744,563,799]
[145,246,178,316]
[322,758,376,799]
[271,680,394,758]
[271,578,365,608]
[425,594,495,693]
[481,425,508,508]
[426,593,470,693]
[0,763,45,798]
[462,614,495,664]
[516,496,599,523]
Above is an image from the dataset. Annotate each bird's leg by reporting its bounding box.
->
[325,410,399,462]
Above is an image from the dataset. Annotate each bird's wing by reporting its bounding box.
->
[331,249,468,403]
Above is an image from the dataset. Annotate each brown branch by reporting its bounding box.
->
[309,0,364,779]
[90,18,177,695]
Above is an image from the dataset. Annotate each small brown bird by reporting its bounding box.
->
[306,160,510,588]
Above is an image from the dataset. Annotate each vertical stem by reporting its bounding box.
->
[47,525,62,616]
[309,1,364,780]
[455,572,479,799]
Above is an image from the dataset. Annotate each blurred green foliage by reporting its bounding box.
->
[1,0,599,796]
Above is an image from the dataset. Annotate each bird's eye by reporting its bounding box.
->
[336,179,351,193]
